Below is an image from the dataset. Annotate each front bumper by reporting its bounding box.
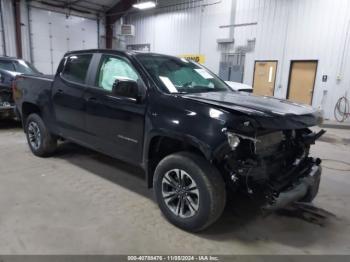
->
[263,158,322,210]
[0,104,16,119]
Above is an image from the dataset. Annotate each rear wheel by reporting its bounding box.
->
[154,152,226,232]
[25,114,57,157]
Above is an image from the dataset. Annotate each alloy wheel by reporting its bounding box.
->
[28,121,41,151]
[161,169,200,218]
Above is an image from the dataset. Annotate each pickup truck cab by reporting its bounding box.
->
[14,49,325,231]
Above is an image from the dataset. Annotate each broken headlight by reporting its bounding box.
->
[226,132,240,150]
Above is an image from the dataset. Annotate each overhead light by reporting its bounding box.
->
[133,1,156,10]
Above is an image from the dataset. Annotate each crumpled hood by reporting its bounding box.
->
[183,91,323,129]
[183,92,317,115]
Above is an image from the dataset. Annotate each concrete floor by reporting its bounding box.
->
[0,120,350,255]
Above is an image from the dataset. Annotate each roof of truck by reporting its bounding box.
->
[64,49,173,58]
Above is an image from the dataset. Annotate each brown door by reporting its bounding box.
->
[253,61,277,96]
[287,61,317,105]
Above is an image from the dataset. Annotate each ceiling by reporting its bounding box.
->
[30,0,185,19]
[31,0,122,15]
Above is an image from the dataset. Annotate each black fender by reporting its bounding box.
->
[142,129,215,188]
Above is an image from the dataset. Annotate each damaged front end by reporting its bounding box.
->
[217,126,325,210]
[0,88,15,120]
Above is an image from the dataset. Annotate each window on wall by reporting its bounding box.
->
[96,55,139,91]
[61,54,92,84]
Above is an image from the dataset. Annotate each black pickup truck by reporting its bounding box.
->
[14,49,325,231]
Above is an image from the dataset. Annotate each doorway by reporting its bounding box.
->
[252,61,277,96]
[287,61,318,105]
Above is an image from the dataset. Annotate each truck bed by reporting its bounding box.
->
[13,74,54,118]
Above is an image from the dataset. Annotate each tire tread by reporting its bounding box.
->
[154,151,226,232]
[25,113,57,157]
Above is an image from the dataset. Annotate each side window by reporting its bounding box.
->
[61,54,92,84]
[96,55,139,91]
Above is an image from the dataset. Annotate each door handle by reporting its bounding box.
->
[87,97,97,102]
[57,89,64,94]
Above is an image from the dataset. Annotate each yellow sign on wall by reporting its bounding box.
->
[179,54,206,64]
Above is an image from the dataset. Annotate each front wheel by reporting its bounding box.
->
[25,113,57,157]
[154,152,226,232]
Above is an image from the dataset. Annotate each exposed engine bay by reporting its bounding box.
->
[0,90,13,105]
[217,128,325,209]
[0,88,15,119]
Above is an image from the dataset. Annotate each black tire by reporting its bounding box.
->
[153,151,226,232]
[25,113,57,157]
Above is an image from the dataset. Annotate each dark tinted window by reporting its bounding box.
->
[62,54,92,84]
[0,61,15,71]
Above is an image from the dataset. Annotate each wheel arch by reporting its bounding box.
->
[144,132,213,188]
[21,102,41,128]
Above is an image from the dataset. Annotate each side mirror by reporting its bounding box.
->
[112,78,139,100]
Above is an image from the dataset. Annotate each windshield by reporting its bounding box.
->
[14,60,41,74]
[136,54,230,94]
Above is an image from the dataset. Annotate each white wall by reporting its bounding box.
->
[20,0,32,62]
[126,0,350,120]
[0,2,4,56]
[0,0,17,57]
[0,0,99,74]
[233,0,350,120]
[125,0,233,73]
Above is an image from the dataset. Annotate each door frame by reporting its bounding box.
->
[252,60,278,96]
[286,60,318,105]
[83,52,147,165]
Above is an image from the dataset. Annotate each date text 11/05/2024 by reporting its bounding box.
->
[127,255,219,261]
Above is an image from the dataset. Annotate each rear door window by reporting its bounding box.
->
[61,54,92,84]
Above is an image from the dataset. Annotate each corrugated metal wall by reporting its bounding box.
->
[1,0,349,119]
[125,0,233,73]
[0,0,35,60]
[234,0,350,119]
[0,1,4,56]
[1,0,17,57]
[0,0,99,74]
[126,0,350,120]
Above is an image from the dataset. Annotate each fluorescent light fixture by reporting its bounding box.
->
[133,1,156,10]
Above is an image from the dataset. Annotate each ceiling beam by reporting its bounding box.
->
[105,0,137,49]
[51,0,106,14]
[31,0,99,15]
[106,0,137,24]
